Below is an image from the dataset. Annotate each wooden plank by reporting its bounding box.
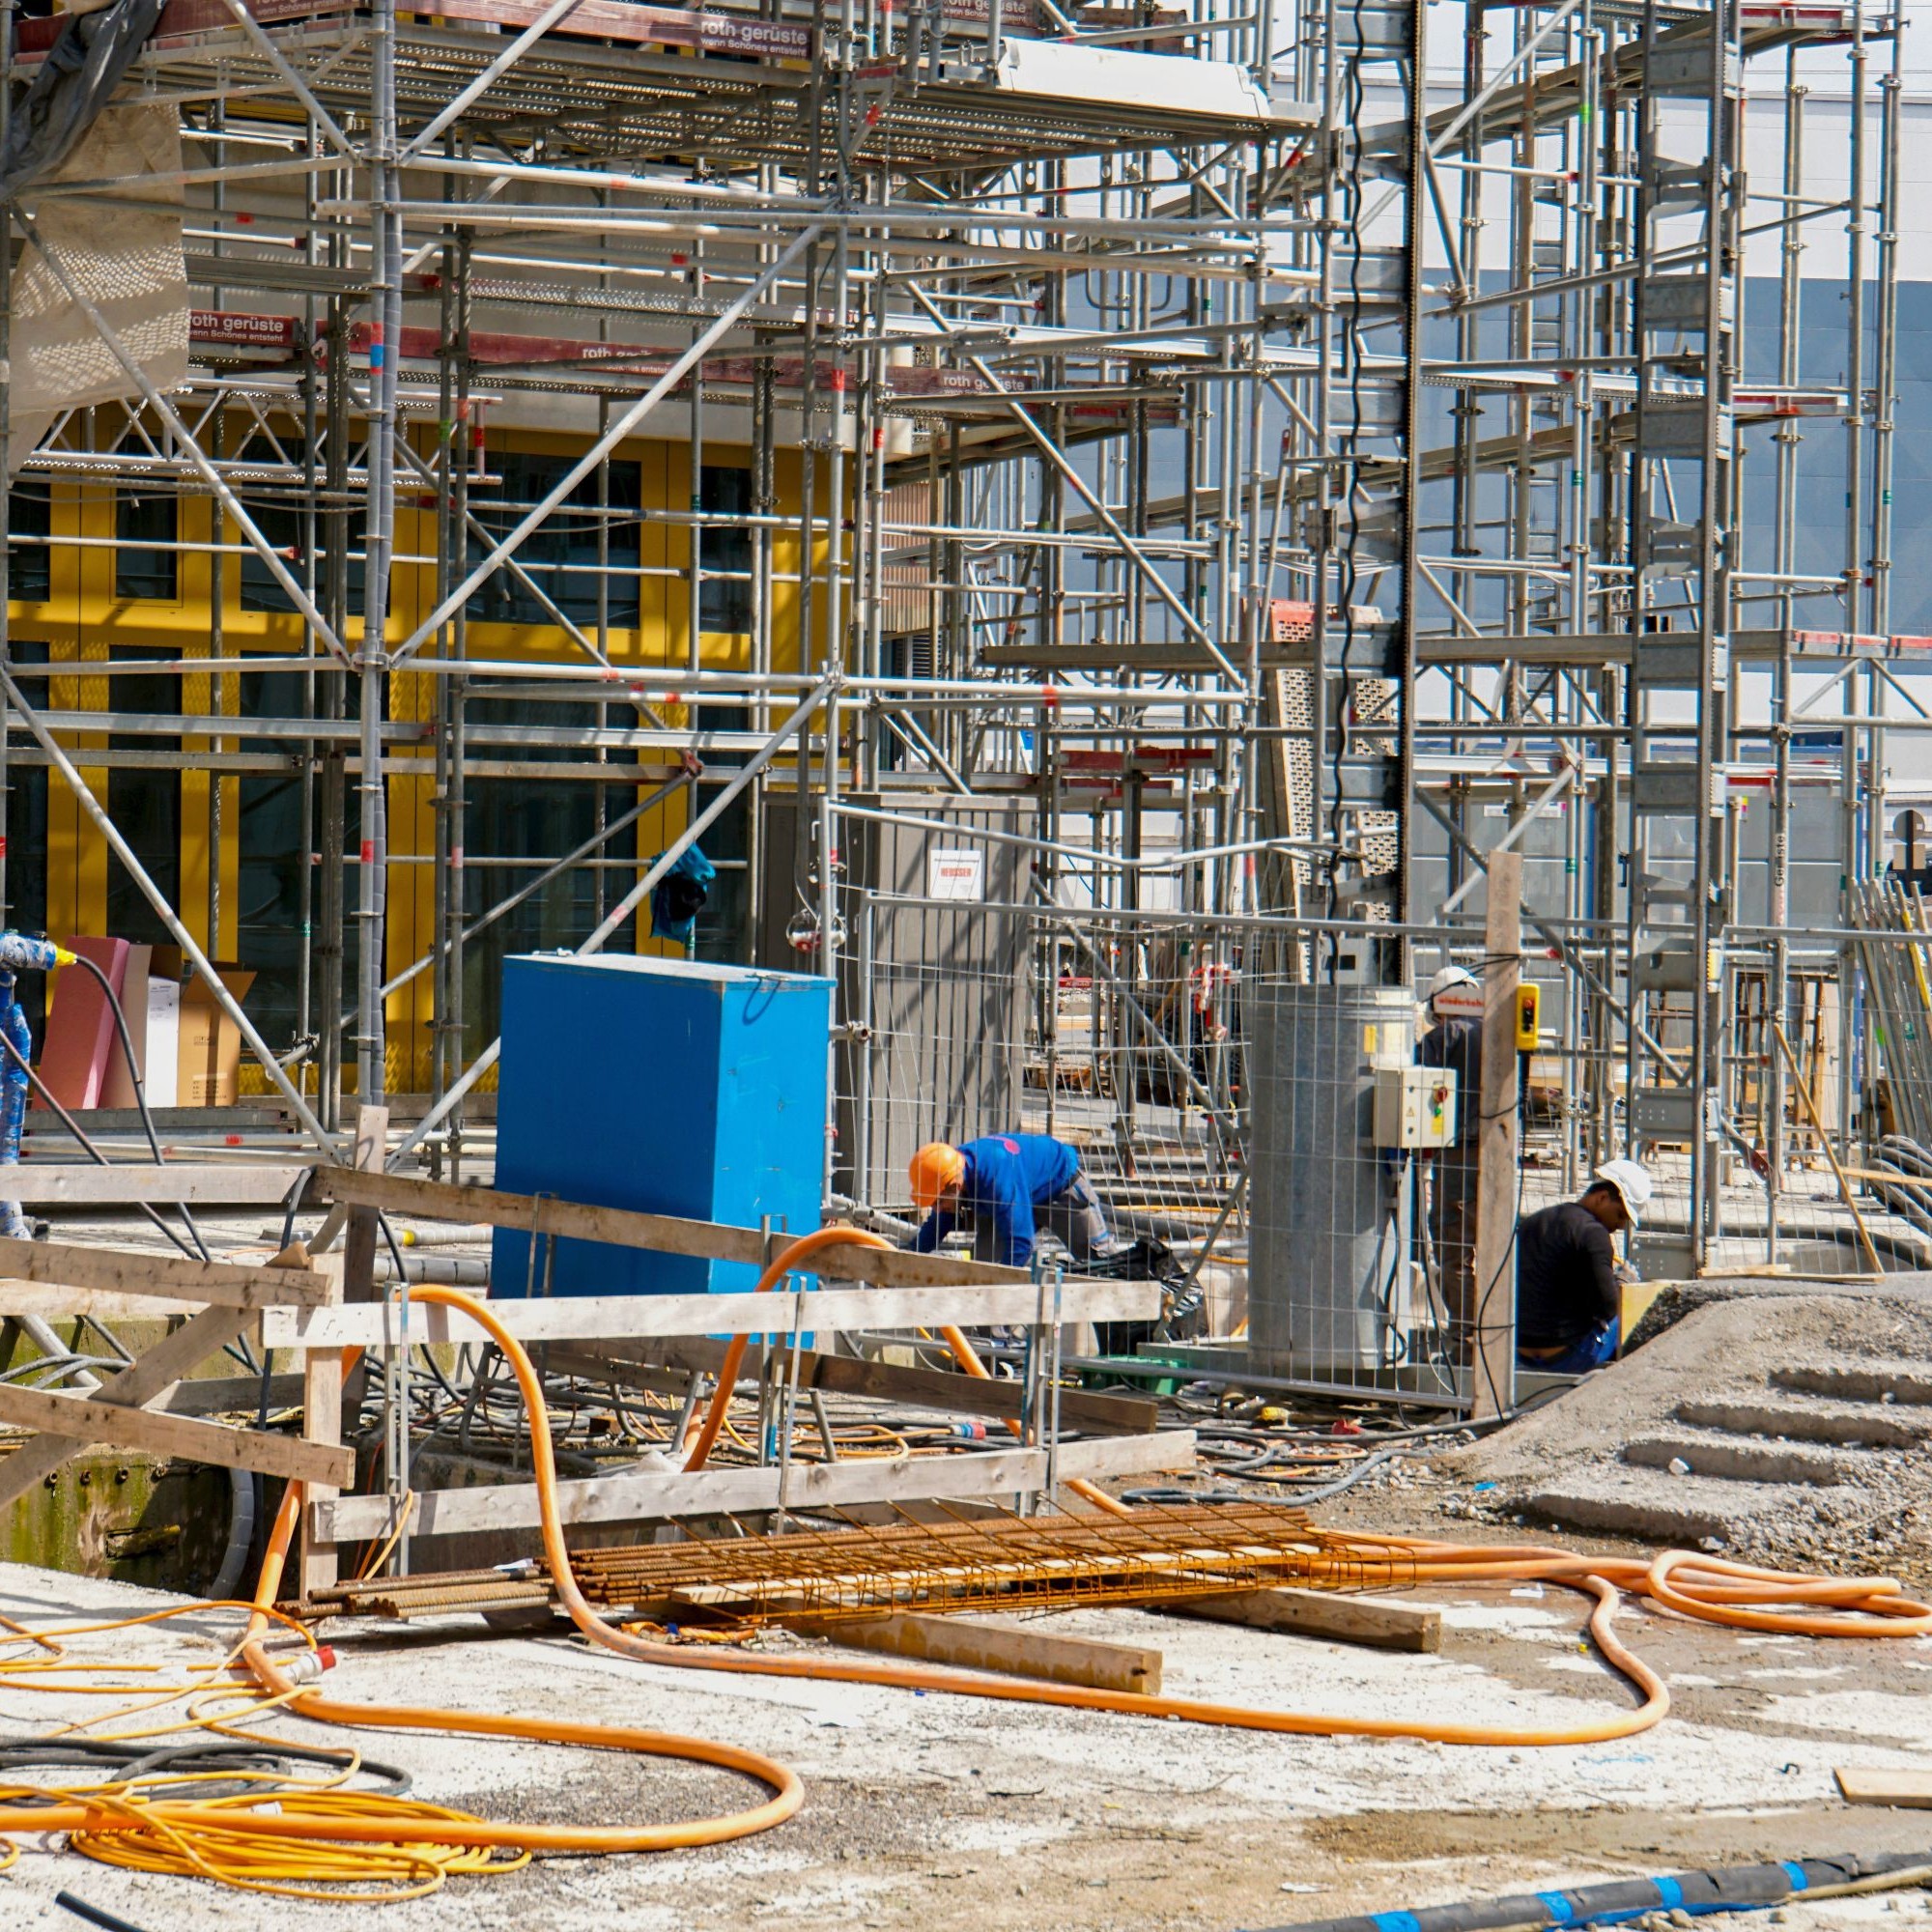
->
[1471,848,1521,1420]
[1835,1768,1932,1808]
[0,1380,352,1485]
[0,1236,332,1310]
[161,1373,308,1415]
[0,1303,254,1513]
[1151,1585,1441,1654]
[0,1164,309,1206]
[319,1428,1198,1541]
[308,1167,1031,1290]
[810,1612,1162,1693]
[263,1277,1162,1350]
[552,1338,1159,1436]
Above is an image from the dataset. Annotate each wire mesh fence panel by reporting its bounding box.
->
[832,889,1484,1398]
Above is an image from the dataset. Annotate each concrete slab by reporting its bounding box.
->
[1776,1362,1932,1406]
[1522,1469,1777,1545]
[1675,1396,1932,1450]
[1622,1434,1853,1487]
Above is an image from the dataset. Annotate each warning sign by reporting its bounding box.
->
[927,849,985,902]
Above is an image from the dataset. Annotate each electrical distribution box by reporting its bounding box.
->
[1373,1065,1457,1148]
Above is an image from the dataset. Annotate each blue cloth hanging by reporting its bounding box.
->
[650,844,716,943]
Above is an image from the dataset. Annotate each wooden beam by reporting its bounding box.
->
[318,1428,1198,1541]
[0,1236,332,1310]
[1471,848,1521,1420]
[552,1338,1159,1436]
[1835,1767,1932,1808]
[263,1277,1162,1350]
[307,1167,1030,1290]
[1,1164,310,1206]
[0,1302,254,1513]
[161,1373,308,1415]
[298,1248,346,1600]
[810,1612,1163,1693]
[1151,1586,1441,1653]
[0,1380,353,1485]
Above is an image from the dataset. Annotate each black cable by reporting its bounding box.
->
[0,1029,199,1261]
[67,951,211,1263]
[0,1735,412,1798]
[377,1211,409,1285]
[56,1893,157,1932]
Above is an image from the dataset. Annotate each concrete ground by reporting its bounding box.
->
[0,1550,1927,1932]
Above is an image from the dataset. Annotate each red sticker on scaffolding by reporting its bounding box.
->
[360,840,375,865]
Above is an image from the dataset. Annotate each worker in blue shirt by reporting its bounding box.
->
[908,1134,1110,1271]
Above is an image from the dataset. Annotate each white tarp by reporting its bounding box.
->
[10,100,186,469]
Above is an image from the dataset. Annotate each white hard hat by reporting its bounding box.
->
[1591,1159,1653,1225]
[1426,964,1479,1007]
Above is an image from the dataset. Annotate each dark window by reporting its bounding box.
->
[698,465,753,635]
[459,781,609,1062]
[236,669,310,1056]
[238,436,357,615]
[116,487,179,601]
[104,647,181,947]
[7,481,48,604]
[468,449,640,628]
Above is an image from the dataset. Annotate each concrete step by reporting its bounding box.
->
[1524,1468,1784,1546]
[1622,1433,1850,1487]
[1774,1363,1932,1406]
[1674,1396,1932,1451]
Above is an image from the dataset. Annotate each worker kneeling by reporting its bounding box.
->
[908,1134,1109,1271]
[1515,1159,1651,1375]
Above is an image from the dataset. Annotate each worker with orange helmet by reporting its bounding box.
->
[908,1134,1109,1271]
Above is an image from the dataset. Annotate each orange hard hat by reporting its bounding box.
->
[909,1142,966,1210]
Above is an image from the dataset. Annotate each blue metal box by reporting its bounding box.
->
[492,953,831,1297]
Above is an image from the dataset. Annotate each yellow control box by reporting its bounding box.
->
[1515,982,1541,1052]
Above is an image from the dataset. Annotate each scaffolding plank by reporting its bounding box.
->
[265,1278,1159,1349]
[555,1337,1160,1435]
[306,1167,1029,1290]
[318,1428,1197,1539]
[0,1164,310,1206]
[0,1236,332,1310]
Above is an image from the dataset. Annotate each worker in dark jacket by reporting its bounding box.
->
[908,1134,1109,1271]
[1516,1160,1652,1373]
[1417,964,1484,1355]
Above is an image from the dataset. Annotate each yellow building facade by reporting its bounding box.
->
[8,421,825,1094]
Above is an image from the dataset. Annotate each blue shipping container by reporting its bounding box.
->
[492,953,831,1296]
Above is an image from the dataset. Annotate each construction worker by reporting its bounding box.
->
[1515,1159,1653,1374]
[1417,963,1484,1353]
[908,1134,1110,1272]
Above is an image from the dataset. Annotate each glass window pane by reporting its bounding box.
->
[116,489,179,601]
[104,647,181,947]
[467,450,639,628]
[698,465,753,635]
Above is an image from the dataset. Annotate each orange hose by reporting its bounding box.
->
[412,1289,1673,1743]
[937,1321,1131,1519]
[401,1289,1932,1748]
[682,1226,894,1470]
